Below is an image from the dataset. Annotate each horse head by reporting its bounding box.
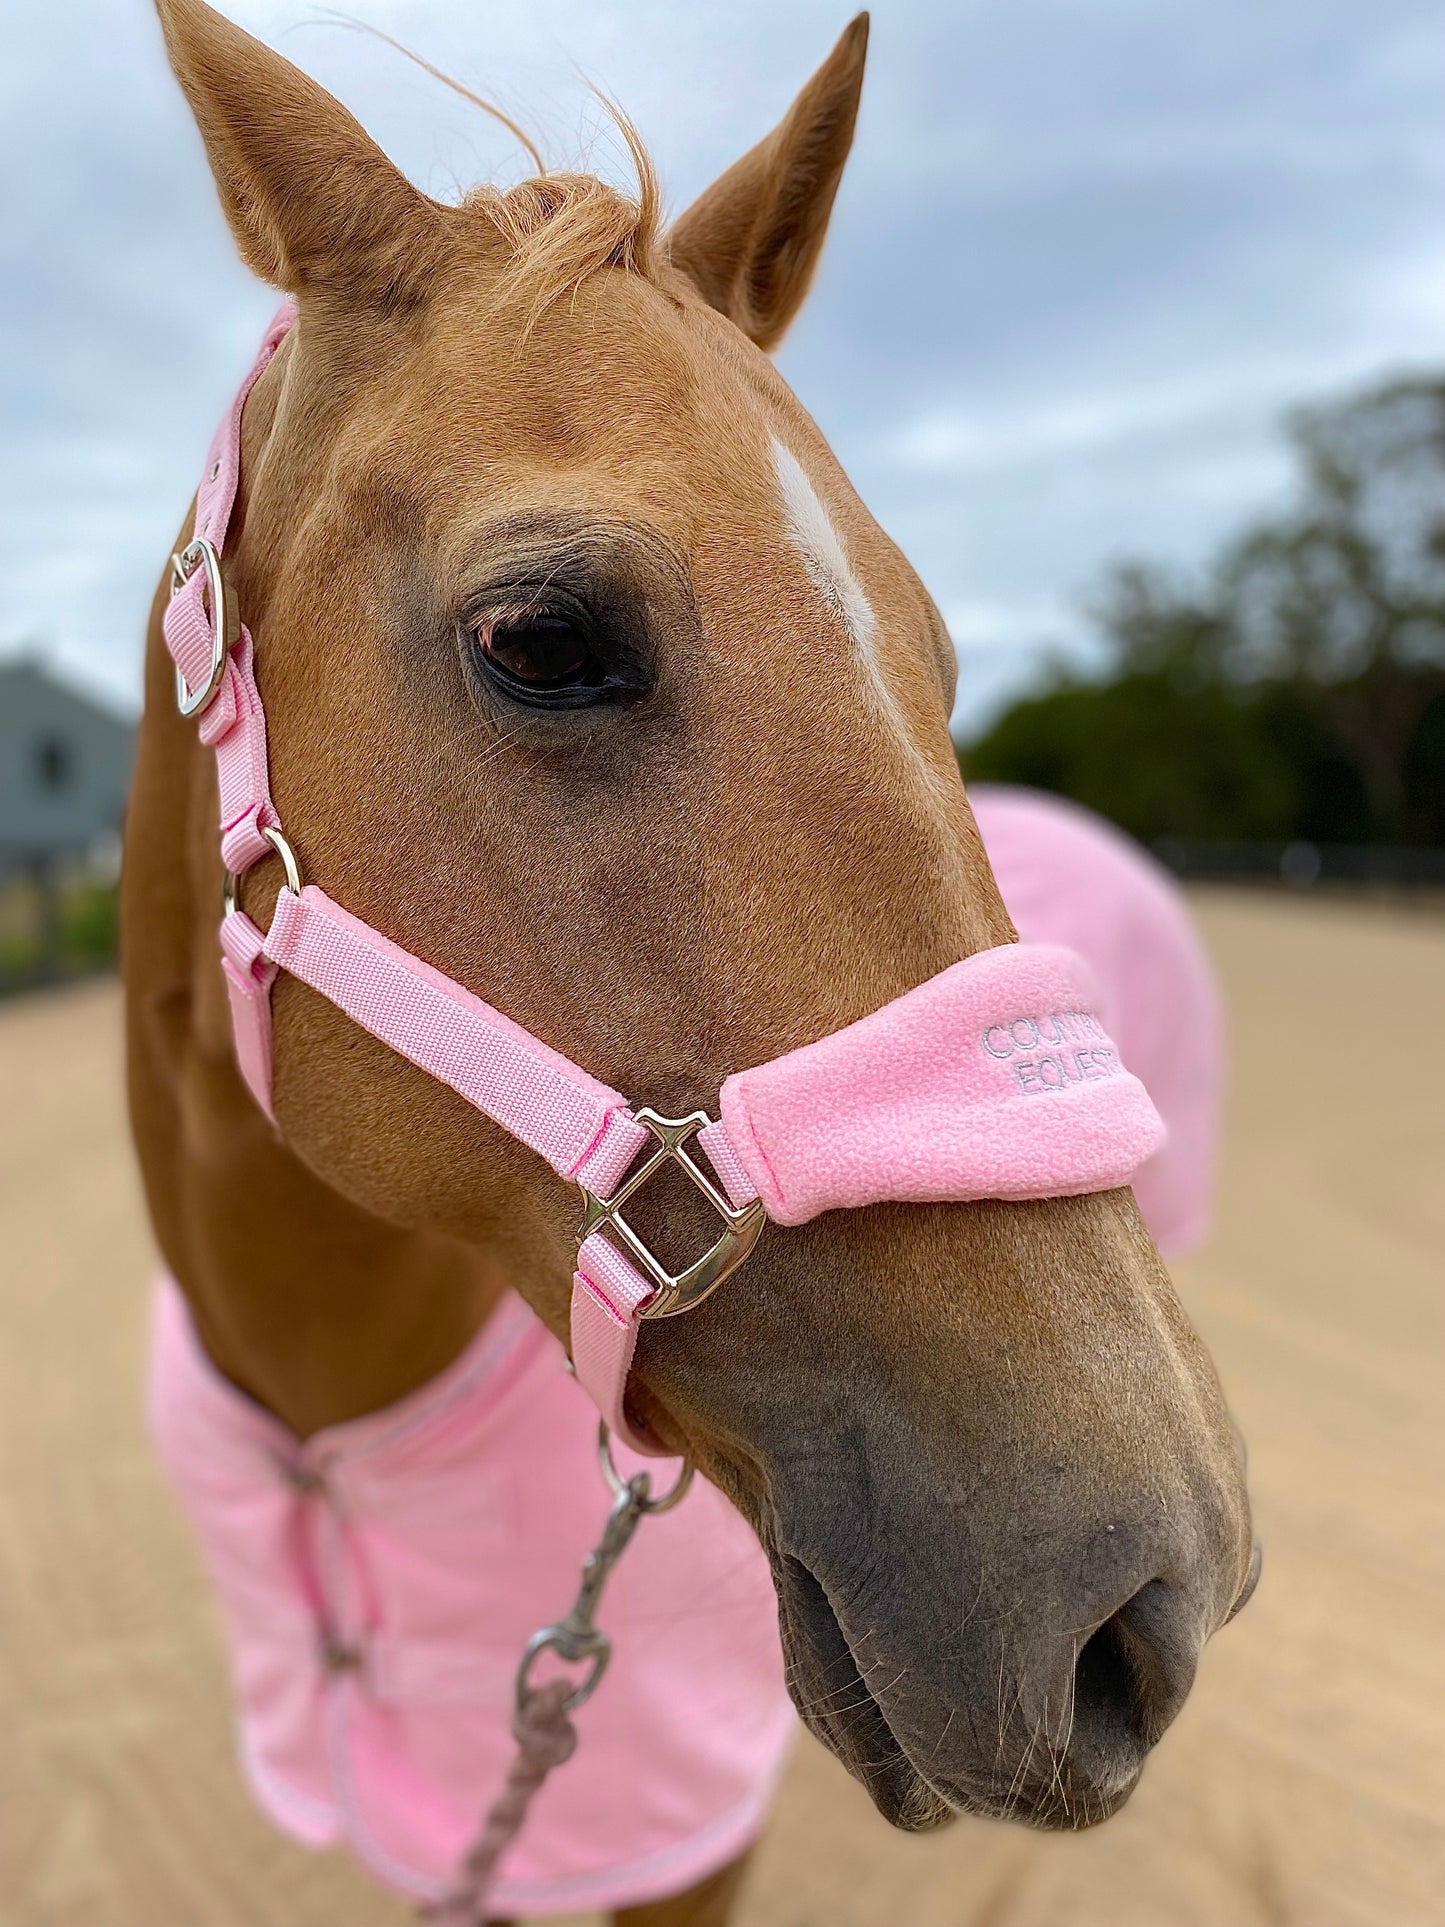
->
[149,0,1256,1832]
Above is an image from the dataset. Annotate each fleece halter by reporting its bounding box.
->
[164,303,1165,1455]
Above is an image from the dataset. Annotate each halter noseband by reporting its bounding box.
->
[163,304,1165,1454]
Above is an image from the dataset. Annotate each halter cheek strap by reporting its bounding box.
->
[163,307,1166,1458]
[263,886,651,1196]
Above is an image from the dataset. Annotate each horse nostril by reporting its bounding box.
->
[1074,1612,1144,1742]
[1067,1577,1202,1789]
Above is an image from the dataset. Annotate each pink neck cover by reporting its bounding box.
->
[164,306,1165,1455]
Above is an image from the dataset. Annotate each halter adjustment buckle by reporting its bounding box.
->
[578,1108,766,1319]
[169,536,235,717]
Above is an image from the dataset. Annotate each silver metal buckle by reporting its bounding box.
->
[578,1108,766,1320]
[169,536,235,717]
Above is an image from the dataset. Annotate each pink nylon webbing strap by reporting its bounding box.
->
[570,1235,665,1452]
[220,908,279,1122]
[162,301,295,875]
[263,885,651,1196]
[162,304,671,1452]
[260,885,668,1449]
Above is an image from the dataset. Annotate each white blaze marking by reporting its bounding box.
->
[772,437,950,806]
[771,437,878,657]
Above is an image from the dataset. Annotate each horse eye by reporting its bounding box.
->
[474,612,594,691]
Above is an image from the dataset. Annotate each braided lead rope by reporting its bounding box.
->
[422,1426,695,1927]
[422,1678,578,1926]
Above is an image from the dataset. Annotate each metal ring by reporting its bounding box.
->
[222,825,303,920]
[597,1421,694,1514]
[170,537,233,718]
[261,825,302,893]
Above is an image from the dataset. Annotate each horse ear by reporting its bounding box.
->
[667,14,868,351]
[154,0,445,302]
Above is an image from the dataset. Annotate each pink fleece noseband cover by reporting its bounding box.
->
[165,307,1166,1456]
[710,943,1162,1224]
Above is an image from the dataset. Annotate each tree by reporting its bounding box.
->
[965,375,1445,845]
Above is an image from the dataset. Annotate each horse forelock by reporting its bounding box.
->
[460,112,665,325]
[341,22,666,322]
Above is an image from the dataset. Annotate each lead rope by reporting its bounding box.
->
[422,1425,694,1926]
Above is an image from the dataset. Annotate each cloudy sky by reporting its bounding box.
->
[5,0,1445,732]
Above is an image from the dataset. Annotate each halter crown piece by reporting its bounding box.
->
[164,305,1166,1454]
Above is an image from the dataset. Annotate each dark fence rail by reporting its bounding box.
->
[2,835,1441,998]
[1151,838,1445,887]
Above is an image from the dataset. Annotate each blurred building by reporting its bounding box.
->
[0,658,134,982]
[0,657,134,867]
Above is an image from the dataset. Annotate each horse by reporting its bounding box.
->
[123,4,1258,1922]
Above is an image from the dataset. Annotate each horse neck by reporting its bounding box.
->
[123,589,511,1439]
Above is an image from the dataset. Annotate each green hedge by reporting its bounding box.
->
[961,672,1391,845]
[0,876,120,992]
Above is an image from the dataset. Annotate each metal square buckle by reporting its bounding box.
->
[578,1108,766,1320]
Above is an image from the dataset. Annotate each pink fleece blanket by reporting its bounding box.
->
[149,1282,794,1917]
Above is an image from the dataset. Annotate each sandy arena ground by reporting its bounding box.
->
[1,890,1441,1927]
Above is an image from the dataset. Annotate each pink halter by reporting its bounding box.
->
[164,304,1165,1454]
